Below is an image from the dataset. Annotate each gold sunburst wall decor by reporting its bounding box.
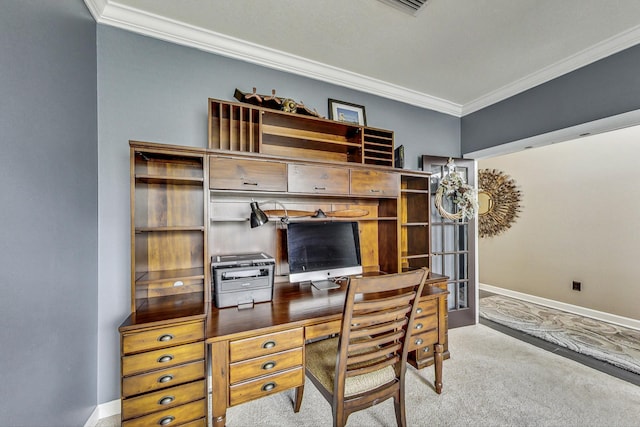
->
[478,169,522,238]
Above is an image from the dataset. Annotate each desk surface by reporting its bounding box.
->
[205,272,448,342]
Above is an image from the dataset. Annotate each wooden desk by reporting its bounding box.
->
[205,273,449,427]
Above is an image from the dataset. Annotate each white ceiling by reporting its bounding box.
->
[86,0,640,117]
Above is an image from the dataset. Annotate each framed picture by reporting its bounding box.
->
[328,99,367,126]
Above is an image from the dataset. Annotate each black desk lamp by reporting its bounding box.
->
[250,202,268,228]
[250,200,289,228]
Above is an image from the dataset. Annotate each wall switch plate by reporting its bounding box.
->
[572,281,581,291]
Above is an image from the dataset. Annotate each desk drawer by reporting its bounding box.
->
[415,299,437,317]
[412,314,437,334]
[122,398,206,427]
[306,320,341,340]
[122,379,206,420]
[210,157,287,192]
[230,328,303,362]
[122,321,204,355]
[122,342,204,376]
[122,360,205,397]
[408,328,438,352]
[230,347,303,384]
[229,367,304,407]
[350,170,399,197]
[288,164,349,194]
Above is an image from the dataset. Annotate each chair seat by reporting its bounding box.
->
[306,337,396,397]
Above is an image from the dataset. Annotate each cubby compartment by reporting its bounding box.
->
[209,100,260,152]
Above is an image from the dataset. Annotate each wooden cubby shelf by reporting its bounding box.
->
[208,98,393,166]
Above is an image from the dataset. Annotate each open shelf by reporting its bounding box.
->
[208,98,393,166]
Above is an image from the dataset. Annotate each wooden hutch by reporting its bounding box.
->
[118,98,449,426]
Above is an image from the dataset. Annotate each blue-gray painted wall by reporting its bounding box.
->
[462,44,640,154]
[0,1,98,425]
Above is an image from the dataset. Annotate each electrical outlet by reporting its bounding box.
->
[572,281,581,291]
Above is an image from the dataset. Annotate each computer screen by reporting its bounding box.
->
[286,221,362,290]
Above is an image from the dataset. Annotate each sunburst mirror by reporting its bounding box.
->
[478,169,522,238]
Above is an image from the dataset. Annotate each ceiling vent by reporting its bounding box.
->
[377,0,429,16]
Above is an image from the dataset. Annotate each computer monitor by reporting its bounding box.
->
[286,221,362,290]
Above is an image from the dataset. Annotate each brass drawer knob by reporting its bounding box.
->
[262,340,276,349]
[416,307,423,314]
[159,415,175,425]
[158,334,174,342]
[158,396,175,406]
[415,323,423,330]
[261,361,276,370]
[158,375,174,384]
[157,355,174,363]
[261,382,277,392]
[414,338,423,346]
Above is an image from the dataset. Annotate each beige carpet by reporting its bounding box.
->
[98,324,640,427]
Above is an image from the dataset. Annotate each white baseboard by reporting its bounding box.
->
[480,283,640,331]
[84,399,120,427]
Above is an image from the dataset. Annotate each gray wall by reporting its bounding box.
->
[96,25,459,402]
[0,1,98,425]
[462,44,640,154]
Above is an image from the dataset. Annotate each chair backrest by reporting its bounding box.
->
[333,267,428,400]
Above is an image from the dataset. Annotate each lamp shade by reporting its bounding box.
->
[250,201,269,228]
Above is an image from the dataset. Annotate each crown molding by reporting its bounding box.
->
[84,0,108,22]
[86,1,640,118]
[462,24,640,116]
[85,0,462,116]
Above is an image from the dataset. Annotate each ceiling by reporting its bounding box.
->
[86,0,640,117]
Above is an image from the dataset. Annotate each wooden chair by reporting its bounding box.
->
[294,267,429,427]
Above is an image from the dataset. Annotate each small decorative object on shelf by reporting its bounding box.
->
[477,169,522,238]
[234,88,323,118]
[328,98,367,125]
[435,158,478,221]
[394,145,405,168]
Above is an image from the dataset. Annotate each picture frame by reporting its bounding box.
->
[328,99,367,126]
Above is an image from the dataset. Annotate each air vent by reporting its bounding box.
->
[377,0,429,15]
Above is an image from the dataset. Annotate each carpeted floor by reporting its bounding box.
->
[480,294,640,375]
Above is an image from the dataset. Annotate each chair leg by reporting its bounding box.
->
[293,385,304,413]
[394,389,406,427]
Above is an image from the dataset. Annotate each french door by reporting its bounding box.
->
[422,156,477,328]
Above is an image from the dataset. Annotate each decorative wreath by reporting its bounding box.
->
[477,169,522,238]
[435,159,478,221]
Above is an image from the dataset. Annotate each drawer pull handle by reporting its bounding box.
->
[262,340,276,349]
[261,361,276,370]
[158,375,174,384]
[159,415,175,426]
[422,346,430,353]
[157,355,174,363]
[369,189,381,193]
[414,338,423,346]
[158,396,175,405]
[416,307,423,314]
[261,382,277,392]
[314,186,326,190]
[158,334,174,342]
[415,323,423,330]
[243,181,258,186]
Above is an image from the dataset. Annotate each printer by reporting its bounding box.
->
[211,252,275,309]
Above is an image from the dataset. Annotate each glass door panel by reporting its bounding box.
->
[422,156,477,328]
